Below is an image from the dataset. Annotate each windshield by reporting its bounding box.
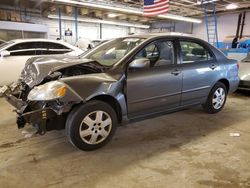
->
[0,41,13,50]
[242,56,250,63]
[83,37,145,66]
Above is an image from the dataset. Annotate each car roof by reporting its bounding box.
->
[10,38,67,44]
[128,32,200,40]
[0,38,83,52]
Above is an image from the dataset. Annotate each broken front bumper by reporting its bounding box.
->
[17,108,58,134]
[0,84,65,134]
[0,83,26,109]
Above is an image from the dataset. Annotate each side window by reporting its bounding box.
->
[42,42,72,55]
[8,42,35,51]
[134,40,174,67]
[145,44,159,58]
[10,50,36,56]
[180,41,213,63]
[7,42,36,56]
[46,42,69,50]
[34,42,46,55]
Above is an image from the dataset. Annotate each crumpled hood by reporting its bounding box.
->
[21,55,99,87]
[25,55,95,71]
[239,62,250,81]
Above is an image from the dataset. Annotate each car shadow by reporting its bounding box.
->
[235,90,250,97]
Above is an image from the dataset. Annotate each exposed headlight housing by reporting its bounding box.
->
[28,81,67,101]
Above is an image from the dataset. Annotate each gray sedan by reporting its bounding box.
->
[238,55,250,90]
[0,34,240,151]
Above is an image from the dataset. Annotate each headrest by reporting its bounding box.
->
[192,48,205,56]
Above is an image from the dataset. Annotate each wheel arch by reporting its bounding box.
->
[217,78,230,92]
[90,95,123,123]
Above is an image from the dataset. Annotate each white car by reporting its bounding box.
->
[0,38,84,86]
[238,55,250,90]
[0,39,5,45]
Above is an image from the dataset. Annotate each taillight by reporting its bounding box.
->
[237,63,240,69]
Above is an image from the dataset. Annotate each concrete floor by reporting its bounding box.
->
[0,92,250,188]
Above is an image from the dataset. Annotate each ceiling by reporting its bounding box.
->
[99,0,250,17]
[0,0,250,24]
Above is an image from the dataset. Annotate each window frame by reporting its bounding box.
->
[129,38,177,70]
[9,49,37,56]
[7,42,37,52]
[177,39,216,64]
[6,41,73,56]
[7,42,37,56]
[38,42,72,55]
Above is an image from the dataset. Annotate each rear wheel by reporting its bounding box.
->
[66,100,117,151]
[202,82,227,114]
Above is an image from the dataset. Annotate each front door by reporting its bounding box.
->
[126,39,182,118]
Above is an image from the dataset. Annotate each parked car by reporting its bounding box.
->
[0,34,239,151]
[238,55,250,90]
[0,38,84,86]
[91,39,108,48]
[75,38,92,51]
[0,39,5,45]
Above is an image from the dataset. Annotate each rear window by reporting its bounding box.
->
[180,41,213,63]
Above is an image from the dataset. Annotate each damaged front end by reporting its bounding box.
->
[0,82,80,135]
[0,56,106,135]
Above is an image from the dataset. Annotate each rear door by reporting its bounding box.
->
[126,39,183,118]
[178,40,219,106]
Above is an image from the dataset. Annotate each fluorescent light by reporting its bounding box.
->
[48,14,150,29]
[51,0,202,24]
[108,13,118,18]
[158,14,202,23]
[226,4,238,10]
[197,0,218,5]
[53,0,142,14]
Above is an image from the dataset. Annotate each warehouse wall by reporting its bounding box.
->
[0,12,136,43]
[193,12,250,42]
[151,21,193,34]
[29,16,130,44]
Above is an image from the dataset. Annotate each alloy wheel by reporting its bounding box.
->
[212,87,226,110]
[79,110,112,145]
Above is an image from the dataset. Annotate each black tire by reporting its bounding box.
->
[202,82,228,114]
[66,100,118,151]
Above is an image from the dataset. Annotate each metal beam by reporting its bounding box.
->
[74,6,78,42]
[58,7,62,39]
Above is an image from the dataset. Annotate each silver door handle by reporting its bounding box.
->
[171,70,182,75]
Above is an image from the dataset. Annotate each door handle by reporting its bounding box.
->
[209,64,217,70]
[171,69,182,76]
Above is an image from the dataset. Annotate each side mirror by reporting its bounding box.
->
[0,50,10,58]
[129,58,150,69]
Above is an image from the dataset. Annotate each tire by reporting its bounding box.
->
[66,100,118,151]
[202,82,227,114]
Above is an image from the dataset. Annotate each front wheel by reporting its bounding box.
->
[66,100,117,151]
[202,82,227,114]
